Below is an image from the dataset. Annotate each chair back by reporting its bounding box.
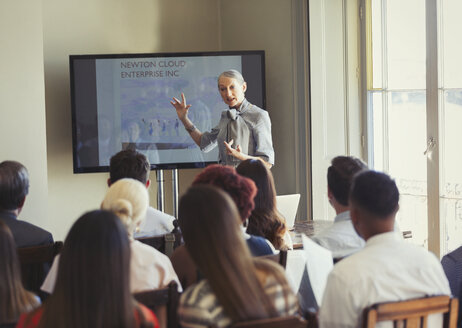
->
[134,281,180,328]
[17,241,63,295]
[229,315,308,328]
[362,295,458,328]
[259,250,288,269]
[136,232,182,257]
[0,322,18,328]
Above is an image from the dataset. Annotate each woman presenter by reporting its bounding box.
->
[170,70,274,168]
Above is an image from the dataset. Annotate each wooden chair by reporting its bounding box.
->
[260,250,288,269]
[362,295,458,328]
[134,281,180,328]
[17,241,63,296]
[136,231,182,257]
[230,315,309,328]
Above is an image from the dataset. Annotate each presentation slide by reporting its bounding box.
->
[70,51,265,172]
[95,56,240,166]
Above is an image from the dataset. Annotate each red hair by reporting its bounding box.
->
[193,164,257,221]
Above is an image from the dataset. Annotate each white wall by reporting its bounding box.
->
[0,0,50,230]
[42,0,221,240]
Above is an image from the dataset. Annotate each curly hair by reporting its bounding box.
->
[236,159,287,250]
[192,164,257,221]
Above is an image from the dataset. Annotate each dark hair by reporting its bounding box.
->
[327,156,367,206]
[236,159,287,250]
[350,170,400,219]
[0,161,29,210]
[0,220,38,323]
[192,164,257,221]
[35,210,135,328]
[109,150,150,184]
[179,185,293,322]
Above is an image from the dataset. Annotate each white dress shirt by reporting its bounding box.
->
[319,231,450,328]
[41,239,182,293]
[134,206,175,238]
[312,211,365,259]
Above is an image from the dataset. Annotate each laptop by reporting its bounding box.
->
[276,194,301,230]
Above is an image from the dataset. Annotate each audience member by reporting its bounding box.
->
[0,161,53,247]
[311,156,367,258]
[17,210,158,328]
[237,159,293,250]
[0,220,39,325]
[178,185,298,327]
[41,179,181,294]
[442,246,462,327]
[192,164,275,254]
[319,171,450,328]
[171,164,275,289]
[109,149,175,237]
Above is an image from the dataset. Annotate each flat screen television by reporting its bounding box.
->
[70,50,266,173]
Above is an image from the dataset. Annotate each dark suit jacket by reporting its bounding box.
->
[442,246,462,328]
[0,210,53,248]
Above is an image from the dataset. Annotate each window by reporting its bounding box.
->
[366,0,428,247]
[365,0,462,256]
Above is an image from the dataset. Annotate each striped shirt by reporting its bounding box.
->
[179,275,299,328]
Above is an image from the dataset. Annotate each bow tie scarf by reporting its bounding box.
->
[226,108,250,166]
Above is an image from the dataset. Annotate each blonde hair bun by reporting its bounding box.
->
[111,199,133,228]
[101,178,149,236]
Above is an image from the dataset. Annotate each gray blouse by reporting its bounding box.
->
[200,99,275,166]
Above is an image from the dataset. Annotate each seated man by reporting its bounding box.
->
[0,161,53,247]
[312,156,367,258]
[109,149,175,237]
[441,246,462,327]
[319,170,450,328]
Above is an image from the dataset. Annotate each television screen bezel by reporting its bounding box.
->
[70,50,266,173]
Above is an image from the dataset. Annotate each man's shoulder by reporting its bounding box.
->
[442,246,462,264]
[134,207,175,238]
[314,219,355,239]
[146,206,175,220]
[335,238,442,277]
[244,104,269,121]
[312,220,365,258]
[5,217,53,247]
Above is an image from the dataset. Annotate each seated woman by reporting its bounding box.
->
[0,221,39,325]
[17,210,158,328]
[41,178,181,294]
[236,159,293,250]
[178,185,298,328]
[171,164,275,289]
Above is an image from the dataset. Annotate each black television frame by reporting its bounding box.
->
[70,50,266,173]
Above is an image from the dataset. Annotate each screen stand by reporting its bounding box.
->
[156,169,179,218]
[172,169,179,218]
[157,170,164,212]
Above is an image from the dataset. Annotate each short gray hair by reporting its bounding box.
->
[218,70,245,87]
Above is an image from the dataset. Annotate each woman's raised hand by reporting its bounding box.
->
[170,93,191,121]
